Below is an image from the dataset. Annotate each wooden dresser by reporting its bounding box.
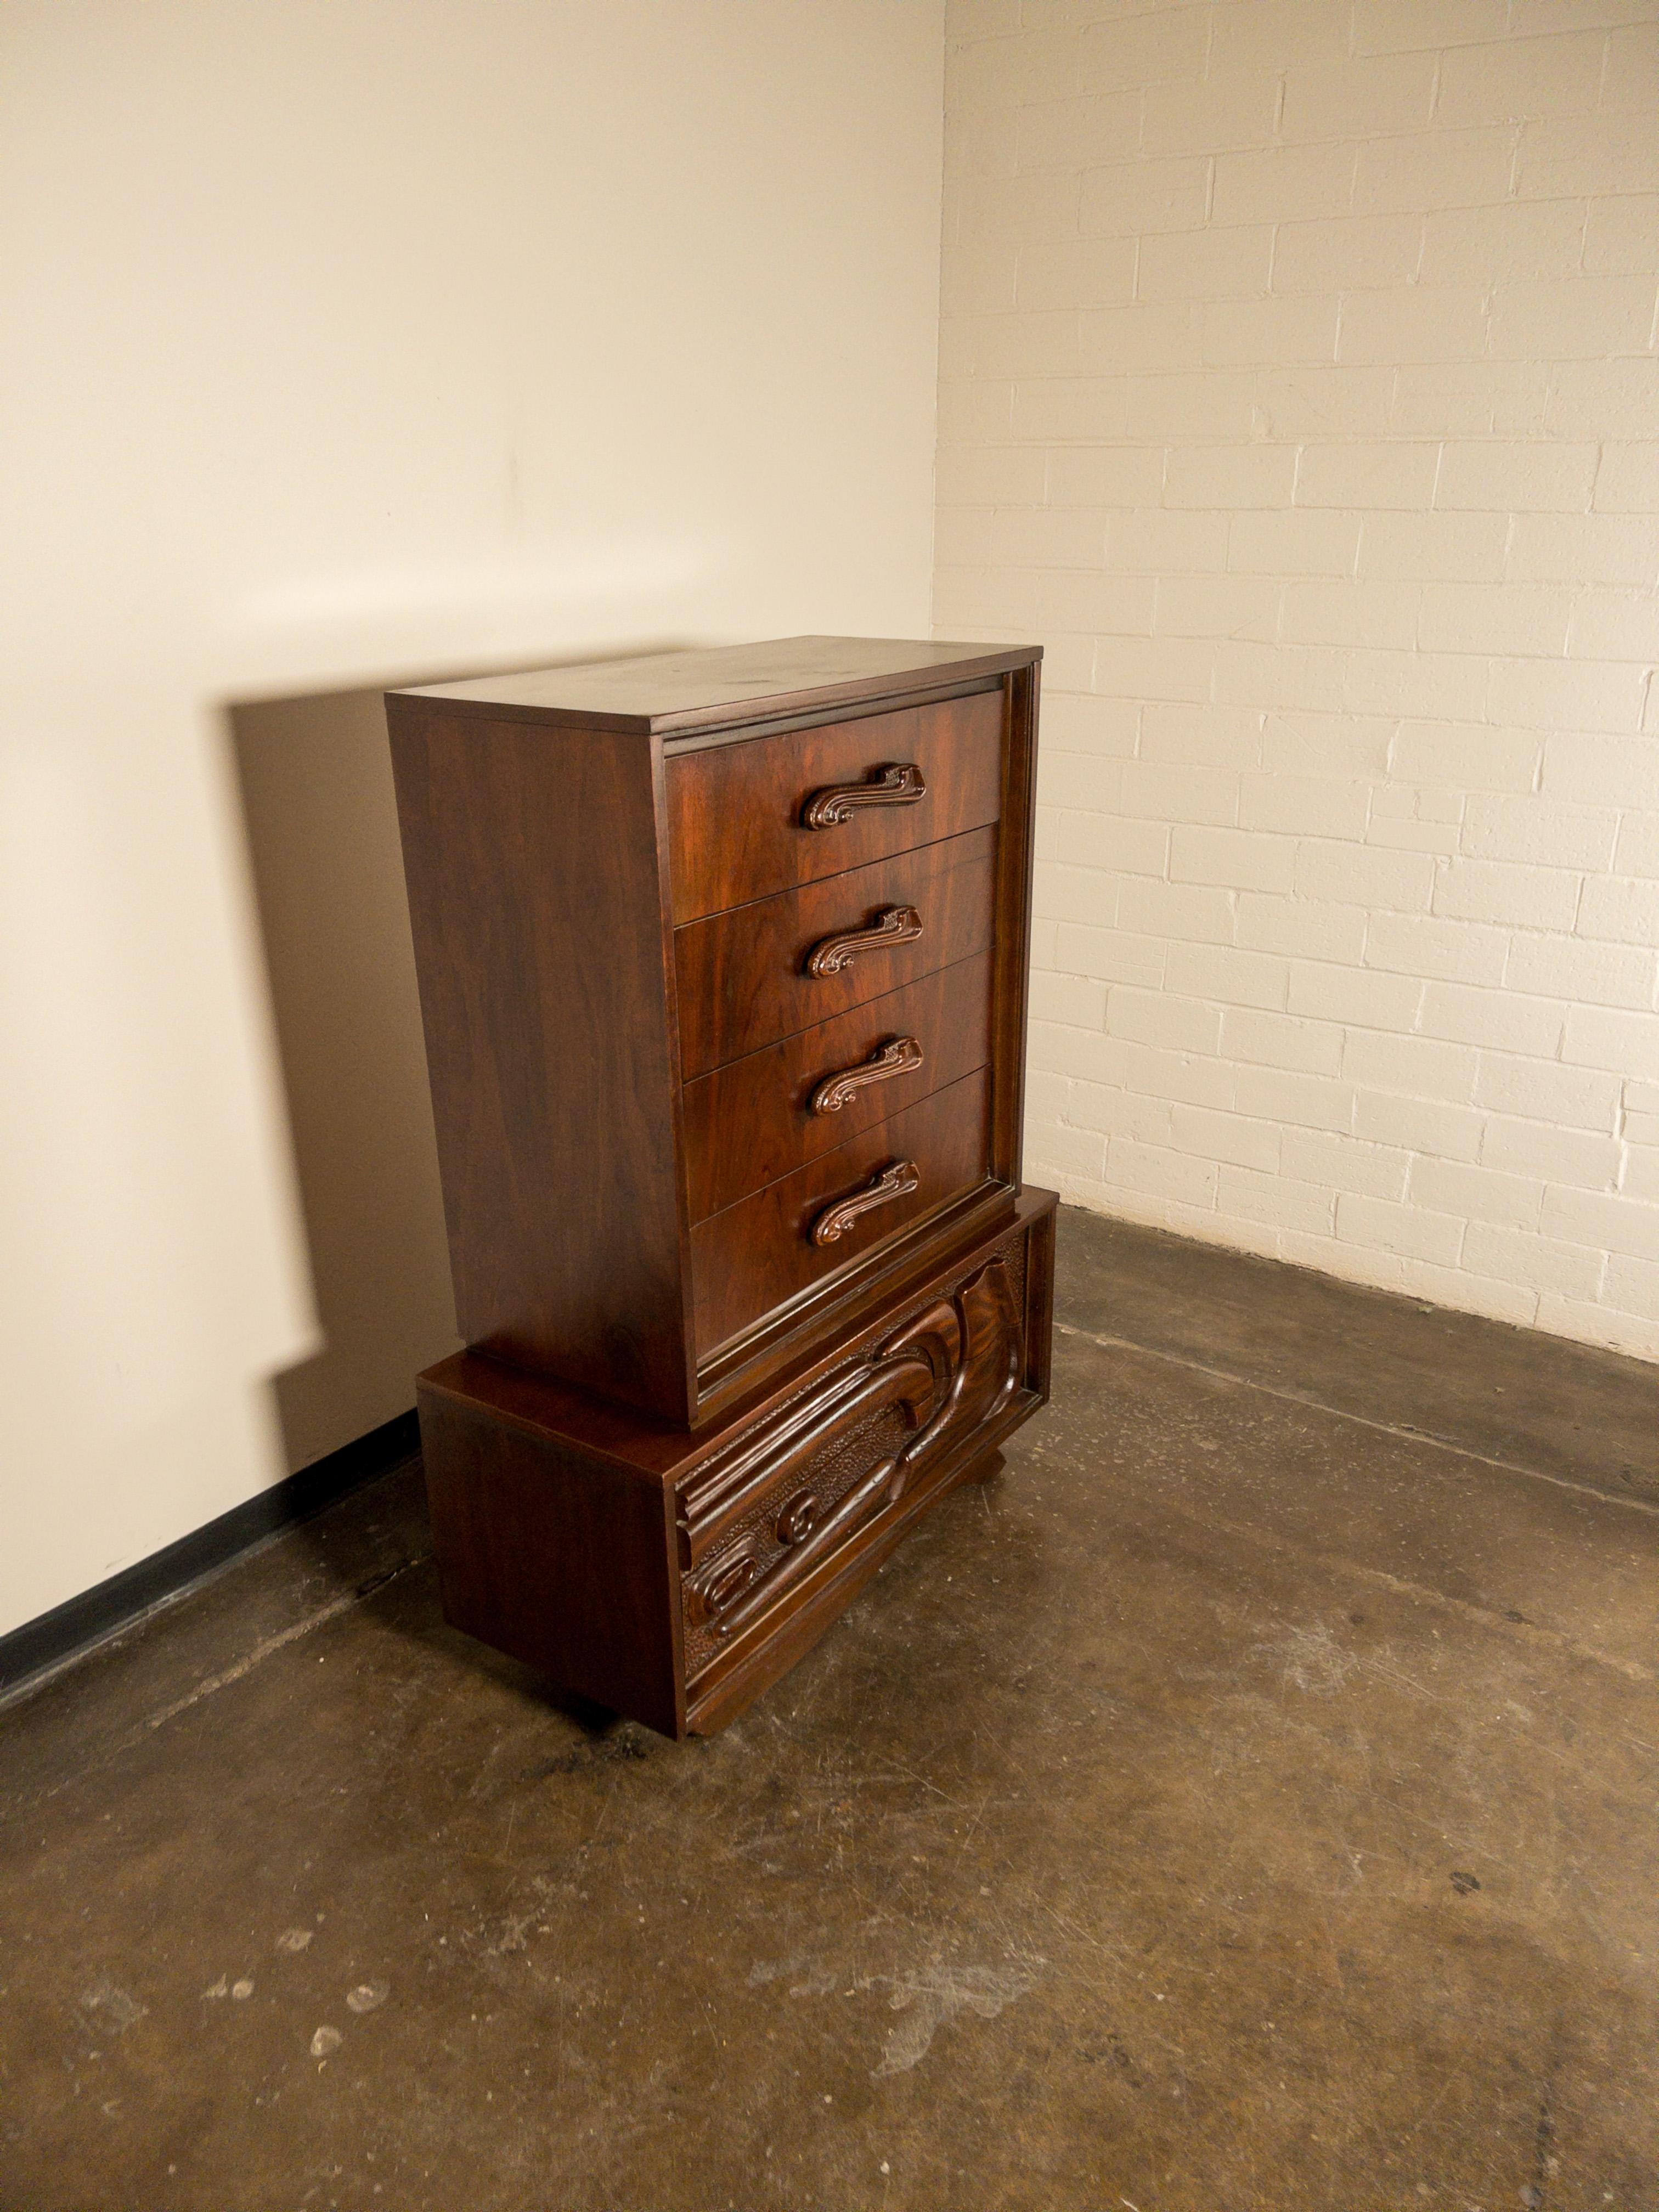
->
[387,637,1055,1737]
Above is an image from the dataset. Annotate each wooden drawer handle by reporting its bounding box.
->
[805,903,923,979]
[811,1160,920,1248]
[809,1036,925,1116]
[800,762,927,829]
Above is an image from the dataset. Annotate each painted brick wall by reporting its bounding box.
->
[935,0,1659,1359]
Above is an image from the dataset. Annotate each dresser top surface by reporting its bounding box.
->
[391,635,1041,736]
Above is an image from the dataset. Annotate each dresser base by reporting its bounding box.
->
[416,1189,1056,1738]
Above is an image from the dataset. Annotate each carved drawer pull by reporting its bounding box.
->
[800,762,926,829]
[805,904,923,979]
[809,1036,925,1116]
[811,1160,919,1248]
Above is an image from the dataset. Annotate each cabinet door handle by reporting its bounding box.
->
[800,762,926,829]
[810,1160,921,1248]
[805,903,923,979]
[808,1036,925,1116]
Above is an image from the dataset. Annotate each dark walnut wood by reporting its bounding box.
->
[690,1069,991,1357]
[666,686,1002,922]
[387,635,1049,1736]
[679,950,993,1222]
[674,824,997,1079]
[419,1190,1056,1737]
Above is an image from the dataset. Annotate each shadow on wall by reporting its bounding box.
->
[230,686,460,1475]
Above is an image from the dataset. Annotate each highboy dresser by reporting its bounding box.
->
[387,637,1055,1737]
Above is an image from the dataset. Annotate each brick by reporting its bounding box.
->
[1104,1138,1219,1207]
[1140,72,1282,158]
[1054,923,1167,988]
[1038,693,1140,758]
[1342,650,1488,723]
[1577,874,1659,946]
[1238,775,1371,839]
[1055,810,1169,876]
[1169,825,1291,895]
[1120,1040,1239,1113]
[1272,213,1425,294]
[1437,441,1600,513]
[1126,369,1261,440]
[1499,663,1649,737]
[1011,378,1130,441]
[1262,715,1392,778]
[1431,858,1582,931]
[1233,1065,1357,1133]
[1221,1163,1338,1233]
[963,169,1082,242]
[1564,1004,1659,1082]
[1359,514,1509,583]
[1029,970,1108,1029]
[1282,53,1440,143]
[1418,583,1575,657]
[1542,1184,1659,1263]
[1365,911,1509,985]
[1015,92,1146,175]
[1077,301,1203,373]
[1345,1028,1480,1101]
[1419,981,1566,1057]
[1547,358,1659,438]
[1296,442,1441,511]
[1436,30,1609,123]
[1028,1122,1109,1182]
[1116,874,1239,940]
[1567,591,1659,662]
[1462,794,1618,870]
[1506,513,1659,586]
[1410,1157,1546,1230]
[1154,573,1281,640]
[1212,143,1358,228]
[1354,126,1519,215]
[936,443,1048,507]
[1079,154,1211,236]
[1583,195,1659,275]
[1505,930,1657,1009]
[1482,1113,1623,1189]
[1171,1105,1282,1174]
[1236,892,1369,963]
[1543,733,1659,810]
[948,25,1080,110]
[1293,839,1434,912]
[1389,724,1545,794]
[1338,286,1489,366]
[1106,986,1222,1054]
[1280,581,1418,648]
[1163,443,1299,510]
[1392,361,1553,437]
[1077,8,1209,92]
[1255,364,1400,439]
[1210,0,1353,71]
[1474,1053,1623,1131]
[1419,200,1589,285]
[1214,639,1351,713]
[1594,444,1659,515]
[1045,443,1165,506]
[1516,115,1659,198]
[1601,21,1659,111]
[1137,225,1276,303]
[1165,941,1290,1011]
[1228,509,1362,577]
[1288,960,1424,1031]
[1222,1006,1346,1075]
[1353,1091,1485,1160]
[1336,1192,1466,1263]
[1489,276,1659,363]
[1461,1223,1606,1298]
[1141,704,1265,769]
[1282,1126,1412,1200]
[1352,0,1508,54]
[1614,812,1659,876]
[990,504,1108,566]
[1201,296,1341,369]
[1109,510,1232,572]
[1088,636,1214,704]
[1017,236,1138,309]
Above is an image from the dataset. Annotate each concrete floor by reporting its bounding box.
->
[4,1204,1659,2211]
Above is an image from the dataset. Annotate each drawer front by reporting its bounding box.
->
[681,951,994,1224]
[690,1068,992,1357]
[665,687,1003,925]
[674,824,996,1079]
[678,1214,1039,1696]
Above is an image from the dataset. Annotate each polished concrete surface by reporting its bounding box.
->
[4,1205,1659,2211]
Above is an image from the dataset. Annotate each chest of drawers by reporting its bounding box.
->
[387,636,1055,1736]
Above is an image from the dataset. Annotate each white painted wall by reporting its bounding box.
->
[0,1,946,1639]
[935,0,1659,1359]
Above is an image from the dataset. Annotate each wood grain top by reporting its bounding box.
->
[391,635,1042,736]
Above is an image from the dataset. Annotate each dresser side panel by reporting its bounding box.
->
[388,702,692,1421]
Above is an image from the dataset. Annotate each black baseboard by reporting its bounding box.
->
[0,1408,423,1703]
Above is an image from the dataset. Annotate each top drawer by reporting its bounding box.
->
[664,687,1004,924]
